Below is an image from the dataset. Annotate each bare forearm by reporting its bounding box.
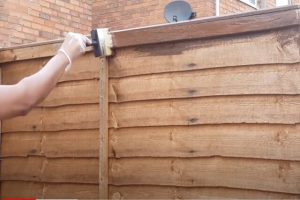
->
[18,52,69,106]
[0,32,90,120]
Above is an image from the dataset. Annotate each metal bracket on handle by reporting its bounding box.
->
[89,28,113,57]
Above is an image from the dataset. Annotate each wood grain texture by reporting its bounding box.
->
[2,52,99,85]
[0,6,299,63]
[1,130,99,158]
[109,64,300,102]
[2,104,99,133]
[99,58,109,198]
[109,157,300,194]
[110,28,300,78]
[109,124,300,161]
[109,186,300,199]
[40,79,99,107]
[112,6,300,48]
[0,42,61,64]
[1,157,98,184]
[1,181,98,199]
[0,65,2,198]
[109,95,300,128]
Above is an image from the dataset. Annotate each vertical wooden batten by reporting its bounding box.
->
[0,64,2,198]
[99,58,109,199]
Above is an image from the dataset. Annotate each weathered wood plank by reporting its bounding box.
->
[0,42,62,64]
[1,181,98,199]
[109,185,300,199]
[110,28,300,78]
[1,157,98,184]
[0,64,2,198]
[40,79,99,107]
[109,124,300,161]
[99,58,109,198]
[109,95,300,128]
[109,157,300,194]
[109,64,300,103]
[112,6,300,48]
[0,7,299,63]
[2,104,99,133]
[2,52,99,85]
[1,130,99,158]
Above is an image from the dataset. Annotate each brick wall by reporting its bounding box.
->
[0,0,291,47]
[221,0,277,15]
[291,0,300,4]
[0,0,92,47]
[92,0,215,30]
[92,0,278,30]
[221,0,256,15]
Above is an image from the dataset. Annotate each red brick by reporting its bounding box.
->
[0,0,278,47]
[0,0,92,47]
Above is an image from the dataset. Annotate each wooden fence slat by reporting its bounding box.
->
[109,124,300,161]
[40,79,99,107]
[0,64,2,197]
[99,58,109,199]
[1,181,98,199]
[0,7,299,63]
[1,130,99,158]
[1,157,99,184]
[109,186,300,199]
[2,53,99,85]
[0,43,62,64]
[2,104,100,133]
[29,62,300,106]
[109,157,300,194]
[6,124,299,161]
[109,64,300,103]
[109,95,300,128]
[110,28,300,78]
[112,6,300,48]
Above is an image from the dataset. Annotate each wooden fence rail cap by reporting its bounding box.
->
[112,5,300,47]
[0,5,300,64]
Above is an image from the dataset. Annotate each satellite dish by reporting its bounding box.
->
[164,0,196,23]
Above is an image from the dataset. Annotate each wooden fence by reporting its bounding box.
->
[0,5,299,199]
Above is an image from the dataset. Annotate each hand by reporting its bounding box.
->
[58,32,92,71]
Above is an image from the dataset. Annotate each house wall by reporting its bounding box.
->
[92,0,277,30]
[0,0,283,48]
[0,0,92,47]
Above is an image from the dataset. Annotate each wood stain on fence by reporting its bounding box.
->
[0,5,300,199]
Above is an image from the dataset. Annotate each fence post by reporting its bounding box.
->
[99,57,109,199]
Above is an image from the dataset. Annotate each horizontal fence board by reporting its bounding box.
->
[112,6,300,48]
[2,104,99,133]
[110,28,300,78]
[109,124,300,161]
[0,42,61,64]
[1,157,98,184]
[2,57,47,84]
[40,79,99,107]
[0,7,299,63]
[109,157,300,194]
[109,95,300,128]
[1,181,98,199]
[109,185,300,199]
[109,64,300,103]
[2,52,99,85]
[1,130,99,158]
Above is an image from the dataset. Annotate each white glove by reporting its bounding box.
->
[58,32,92,71]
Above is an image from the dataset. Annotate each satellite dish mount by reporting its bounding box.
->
[164,0,196,23]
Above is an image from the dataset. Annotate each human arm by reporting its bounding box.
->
[0,33,91,120]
